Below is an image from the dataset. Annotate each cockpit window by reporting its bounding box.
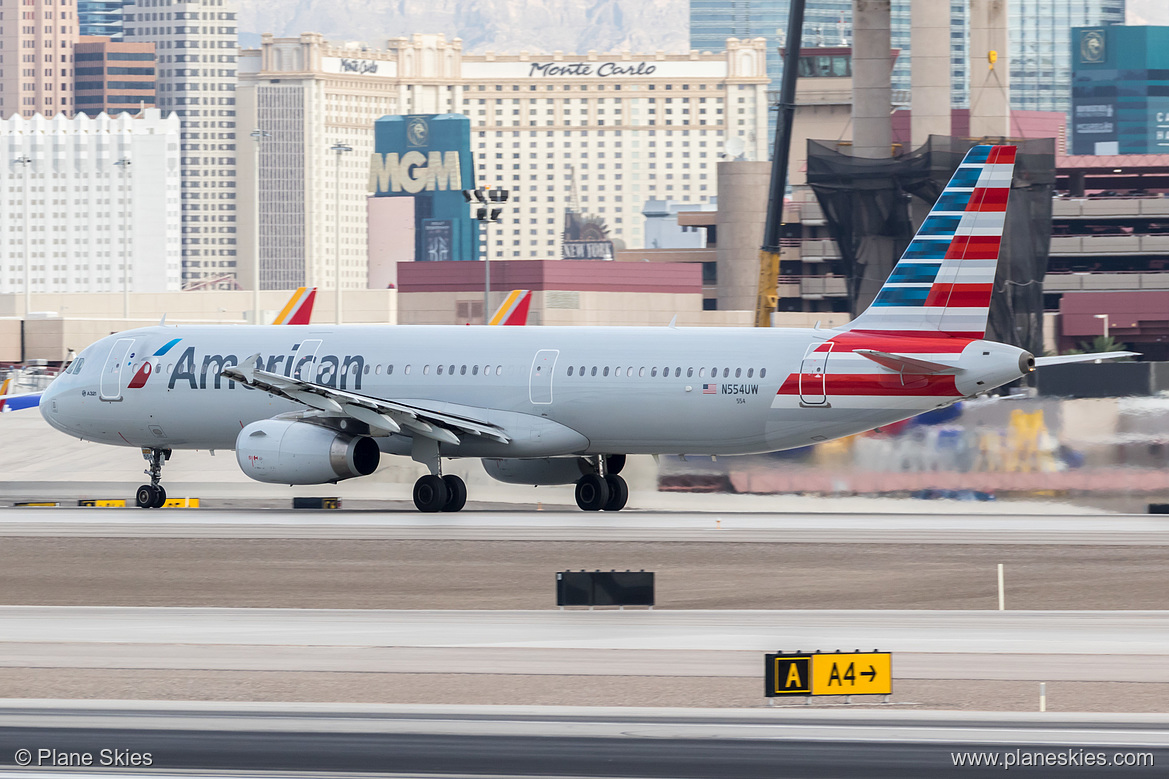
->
[65,357,86,375]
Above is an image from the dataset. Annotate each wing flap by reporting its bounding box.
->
[222,358,510,445]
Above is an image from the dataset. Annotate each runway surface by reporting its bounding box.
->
[1,507,1166,544]
[0,703,1165,777]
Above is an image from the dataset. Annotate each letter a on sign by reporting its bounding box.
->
[786,663,803,688]
[765,654,811,697]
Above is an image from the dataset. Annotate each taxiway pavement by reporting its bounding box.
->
[0,507,1166,544]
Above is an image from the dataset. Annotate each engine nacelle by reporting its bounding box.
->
[482,457,590,486]
[236,419,380,485]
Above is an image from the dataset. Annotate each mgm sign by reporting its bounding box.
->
[368,151,463,195]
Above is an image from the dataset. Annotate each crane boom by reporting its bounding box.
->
[755,0,806,327]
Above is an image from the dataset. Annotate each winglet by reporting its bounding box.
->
[231,353,261,384]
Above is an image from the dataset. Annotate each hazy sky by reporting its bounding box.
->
[1127,0,1169,26]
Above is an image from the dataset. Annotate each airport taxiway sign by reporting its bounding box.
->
[765,651,892,697]
[764,654,812,696]
[811,652,892,696]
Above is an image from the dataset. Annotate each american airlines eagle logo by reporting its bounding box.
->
[127,338,182,390]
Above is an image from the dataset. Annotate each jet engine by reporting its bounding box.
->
[236,419,380,485]
[482,457,591,486]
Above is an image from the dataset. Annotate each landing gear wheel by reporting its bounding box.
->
[602,474,628,512]
[575,473,610,512]
[606,454,627,475]
[138,448,171,510]
[135,485,156,509]
[442,475,467,512]
[413,474,449,513]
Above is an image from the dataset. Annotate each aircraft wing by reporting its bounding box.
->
[221,357,510,445]
[0,391,42,413]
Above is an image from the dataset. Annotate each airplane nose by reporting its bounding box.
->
[39,375,64,425]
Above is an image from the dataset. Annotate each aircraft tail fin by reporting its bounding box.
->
[489,289,532,326]
[842,144,1017,340]
[272,287,317,325]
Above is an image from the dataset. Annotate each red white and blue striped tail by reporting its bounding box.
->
[842,144,1016,340]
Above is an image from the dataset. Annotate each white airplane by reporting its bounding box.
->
[38,145,1111,511]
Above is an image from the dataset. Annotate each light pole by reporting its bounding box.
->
[330,142,353,325]
[13,156,32,317]
[1094,313,1109,340]
[250,129,270,325]
[114,157,132,319]
[462,186,509,323]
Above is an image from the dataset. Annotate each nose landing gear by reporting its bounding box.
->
[136,447,171,509]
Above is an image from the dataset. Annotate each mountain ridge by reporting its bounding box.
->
[237,0,691,55]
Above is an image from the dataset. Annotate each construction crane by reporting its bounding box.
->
[755,0,807,327]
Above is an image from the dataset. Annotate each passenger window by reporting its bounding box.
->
[686,367,693,378]
[460,365,467,375]
[591,366,597,376]
[735,368,741,378]
[760,368,767,378]
[375,365,382,375]
[651,367,658,377]
[437,364,444,375]
[473,365,479,376]
[723,368,730,378]
[364,364,371,375]
[639,367,646,377]
[712,367,718,376]
[568,366,574,376]
[747,368,754,378]
[449,364,456,375]
[387,365,394,375]
[675,367,682,377]
[483,365,490,375]
[423,365,430,375]
[405,365,412,375]
[496,366,503,376]
[603,367,610,377]
[699,368,706,378]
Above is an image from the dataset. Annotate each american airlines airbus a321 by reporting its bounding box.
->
[38,145,1113,511]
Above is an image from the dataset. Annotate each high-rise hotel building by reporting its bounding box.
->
[237,34,768,284]
[122,0,237,288]
[0,109,181,294]
[0,0,78,119]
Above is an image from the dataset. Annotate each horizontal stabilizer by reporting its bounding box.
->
[854,349,962,375]
[1034,351,1140,367]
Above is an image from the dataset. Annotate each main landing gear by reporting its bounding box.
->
[410,436,466,513]
[136,447,171,509]
[412,471,467,513]
[412,473,467,513]
[575,455,628,512]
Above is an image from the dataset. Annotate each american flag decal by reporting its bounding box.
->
[703,384,717,394]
